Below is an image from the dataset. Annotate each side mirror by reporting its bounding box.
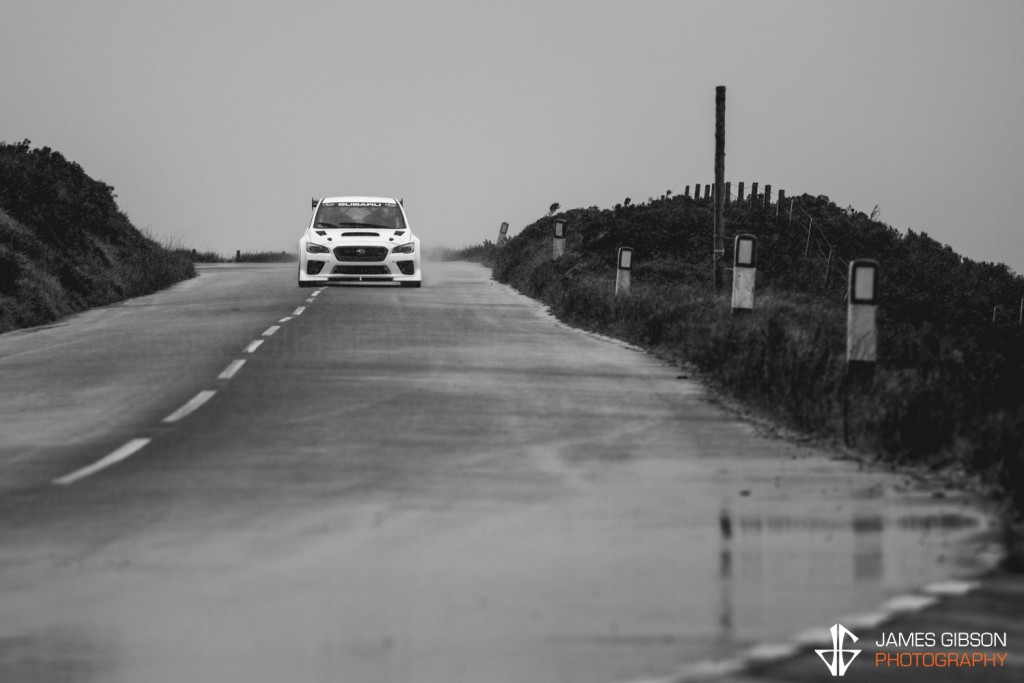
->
[311,197,320,210]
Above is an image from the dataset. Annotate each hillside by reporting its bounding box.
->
[0,140,195,332]
[457,191,1024,522]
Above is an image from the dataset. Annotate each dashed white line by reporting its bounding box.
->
[53,438,152,485]
[311,290,322,297]
[924,580,978,596]
[262,325,280,336]
[245,339,264,353]
[163,390,217,423]
[278,316,293,323]
[882,594,938,613]
[305,298,315,303]
[218,359,246,380]
[293,306,306,315]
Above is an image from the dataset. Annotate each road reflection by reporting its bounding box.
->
[715,504,983,642]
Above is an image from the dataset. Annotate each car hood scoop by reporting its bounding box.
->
[341,231,381,237]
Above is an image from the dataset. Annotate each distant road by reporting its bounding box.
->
[0,262,1001,683]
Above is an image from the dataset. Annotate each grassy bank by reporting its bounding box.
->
[0,140,195,333]
[174,249,296,263]
[452,194,1024,520]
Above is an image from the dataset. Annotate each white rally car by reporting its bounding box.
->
[299,196,421,288]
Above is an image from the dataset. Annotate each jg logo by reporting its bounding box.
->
[816,623,861,676]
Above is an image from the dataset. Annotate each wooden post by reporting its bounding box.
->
[694,184,701,200]
[685,185,690,198]
[751,182,759,205]
[737,182,745,202]
[705,184,711,200]
[714,86,726,291]
[725,181,732,204]
[235,249,241,261]
[764,184,772,210]
[778,189,786,216]
[804,218,813,256]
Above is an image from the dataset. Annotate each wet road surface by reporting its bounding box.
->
[0,261,1005,682]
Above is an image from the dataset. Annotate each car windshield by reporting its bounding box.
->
[314,201,406,230]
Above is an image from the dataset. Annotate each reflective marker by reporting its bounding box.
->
[731,234,757,313]
[847,259,879,365]
[615,246,633,295]
[553,219,566,259]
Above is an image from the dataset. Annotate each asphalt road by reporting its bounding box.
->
[0,261,1007,683]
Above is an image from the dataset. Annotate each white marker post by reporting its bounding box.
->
[847,259,879,377]
[731,234,757,314]
[615,247,633,295]
[498,221,509,245]
[553,220,566,259]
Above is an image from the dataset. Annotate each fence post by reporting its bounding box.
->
[764,184,772,210]
[553,220,566,259]
[725,181,732,204]
[685,185,690,198]
[777,189,785,216]
[751,182,759,205]
[737,182,745,202]
[235,249,241,261]
[615,247,633,295]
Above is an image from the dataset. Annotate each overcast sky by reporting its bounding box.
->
[2,0,1022,273]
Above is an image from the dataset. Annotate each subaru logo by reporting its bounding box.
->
[356,248,366,255]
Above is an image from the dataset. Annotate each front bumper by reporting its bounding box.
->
[299,245,420,284]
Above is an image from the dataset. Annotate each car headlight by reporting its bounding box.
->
[306,243,330,254]
[392,242,415,254]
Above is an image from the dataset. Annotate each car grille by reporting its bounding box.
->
[332,265,391,275]
[333,246,388,262]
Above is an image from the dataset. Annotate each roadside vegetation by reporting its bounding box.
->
[175,249,295,263]
[448,193,1024,526]
[0,140,195,333]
